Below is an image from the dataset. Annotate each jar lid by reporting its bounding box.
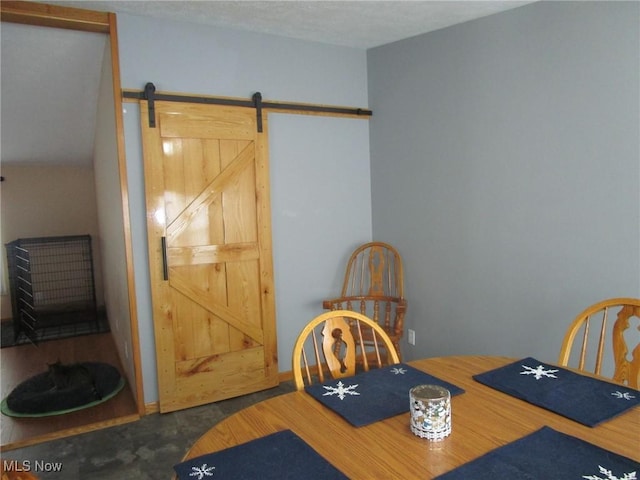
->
[410,384,450,400]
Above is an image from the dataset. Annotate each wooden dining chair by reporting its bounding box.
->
[322,242,407,362]
[558,297,640,388]
[292,310,400,390]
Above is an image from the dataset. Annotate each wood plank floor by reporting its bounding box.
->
[1,333,139,451]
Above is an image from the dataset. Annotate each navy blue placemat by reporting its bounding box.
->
[305,363,464,427]
[173,430,348,479]
[434,426,640,479]
[473,357,640,426]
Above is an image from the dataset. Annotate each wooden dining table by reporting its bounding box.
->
[178,356,640,479]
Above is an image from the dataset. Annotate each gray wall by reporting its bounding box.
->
[115,14,372,403]
[367,1,640,369]
[116,1,638,403]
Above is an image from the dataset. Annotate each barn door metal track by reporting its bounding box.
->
[122,82,372,132]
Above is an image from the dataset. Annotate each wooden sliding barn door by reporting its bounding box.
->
[139,101,278,412]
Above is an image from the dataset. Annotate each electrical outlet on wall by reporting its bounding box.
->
[408,329,416,346]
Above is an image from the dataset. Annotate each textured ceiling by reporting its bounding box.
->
[2,1,536,165]
[41,1,535,49]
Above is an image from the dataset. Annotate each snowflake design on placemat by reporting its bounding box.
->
[583,465,637,480]
[323,381,360,400]
[520,364,558,380]
[611,391,636,400]
[190,463,215,479]
[390,367,407,375]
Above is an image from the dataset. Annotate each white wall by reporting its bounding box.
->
[115,14,372,403]
[367,1,640,371]
[93,39,136,396]
[0,164,105,317]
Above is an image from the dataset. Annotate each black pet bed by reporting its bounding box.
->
[1,362,125,417]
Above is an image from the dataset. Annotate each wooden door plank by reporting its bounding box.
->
[159,109,255,140]
[141,101,277,412]
[169,267,264,344]
[166,142,255,243]
[167,242,259,266]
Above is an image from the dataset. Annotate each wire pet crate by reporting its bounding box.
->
[5,235,98,344]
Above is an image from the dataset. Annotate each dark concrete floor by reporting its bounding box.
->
[2,381,296,479]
